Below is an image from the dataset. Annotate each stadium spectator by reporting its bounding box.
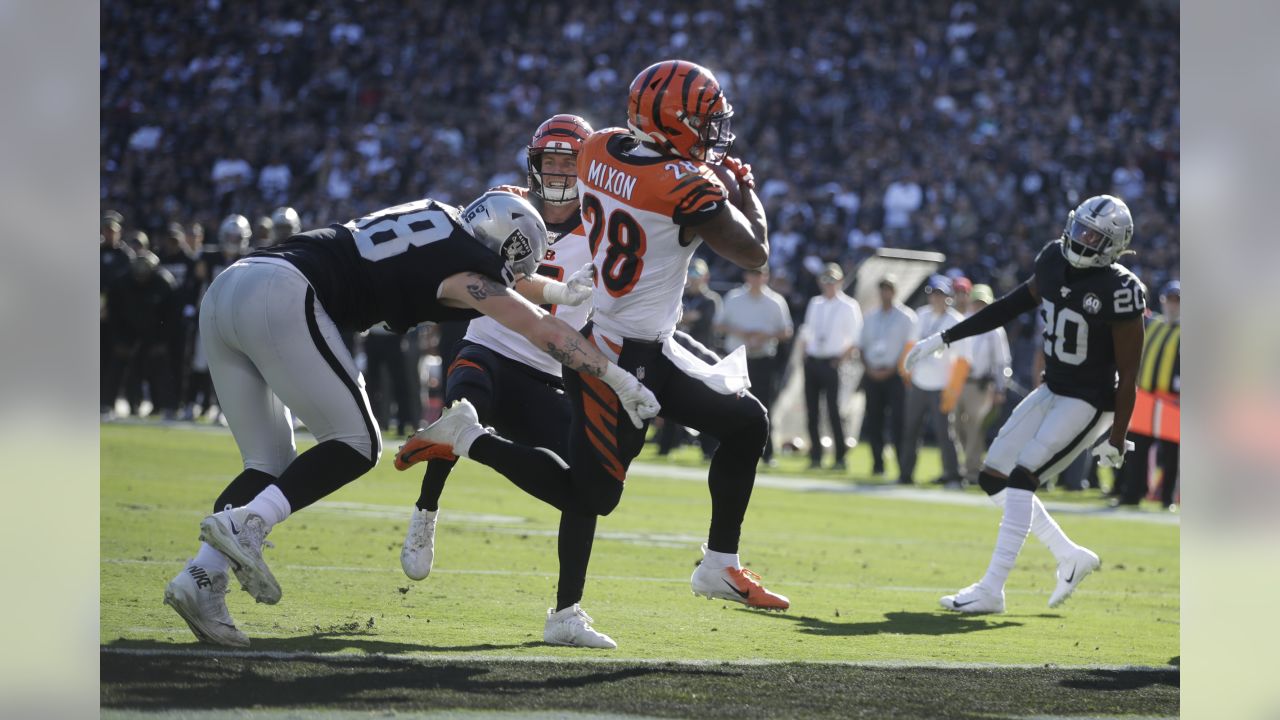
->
[899,275,963,485]
[858,276,915,477]
[716,266,794,465]
[800,263,862,471]
[102,252,180,418]
[952,284,1011,488]
[1114,280,1180,508]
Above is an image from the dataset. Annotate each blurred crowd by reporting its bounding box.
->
[101,0,1179,493]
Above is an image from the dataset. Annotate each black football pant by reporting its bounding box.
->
[418,340,595,611]
[468,327,769,554]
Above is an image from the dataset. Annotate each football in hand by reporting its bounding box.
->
[708,162,743,207]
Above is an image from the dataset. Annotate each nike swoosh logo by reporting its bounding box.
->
[723,578,750,600]
[228,516,240,535]
[952,599,978,608]
[1064,565,1076,583]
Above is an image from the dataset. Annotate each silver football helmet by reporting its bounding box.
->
[458,191,548,282]
[1061,195,1134,268]
[270,206,301,242]
[218,214,252,254]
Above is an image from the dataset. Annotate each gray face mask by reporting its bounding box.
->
[459,191,549,282]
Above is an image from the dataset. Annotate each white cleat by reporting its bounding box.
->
[940,583,1005,614]
[199,506,280,604]
[689,545,790,611]
[401,507,439,580]
[543,604,617,649]
[1049,547,1101,608]
[163,564,250,647]
[395,399,483,470]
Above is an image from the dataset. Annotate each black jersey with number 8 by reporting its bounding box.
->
[251,199,509,334]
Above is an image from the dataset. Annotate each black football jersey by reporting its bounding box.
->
[1034,240,1146,409]
[251,199,508,333]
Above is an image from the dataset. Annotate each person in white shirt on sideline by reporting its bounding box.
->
[800,263,863,470]
[716,265,794,465]
[857,275,916,476]
[899,275,964,485]
[952,284,1012,488]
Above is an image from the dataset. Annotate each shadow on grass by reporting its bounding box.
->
[101,649,739,711]
[1058,668,1180,691]
[759,610,1023,637]
[105,634,539,655]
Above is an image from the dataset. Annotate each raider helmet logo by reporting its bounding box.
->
[502,228,533,262]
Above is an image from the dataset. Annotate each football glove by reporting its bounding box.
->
[721,156,756,190]
[903,332,946,372]
[603,363,661,429]
[1091,439,1136,469]
[542,263,595,307]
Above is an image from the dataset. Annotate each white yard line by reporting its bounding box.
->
[106,419,1178,526]
[102,557,1178,599]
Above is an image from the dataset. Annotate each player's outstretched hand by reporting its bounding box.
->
[603,363,660,428]
[904,332,945,372]
[561,263,595,306]
[1091,439,1136,469]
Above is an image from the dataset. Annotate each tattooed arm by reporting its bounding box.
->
[438,271,660,426]
[437,272,607,377]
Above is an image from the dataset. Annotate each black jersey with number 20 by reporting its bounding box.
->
[251,199,510,334]
[1033,240,1146,410]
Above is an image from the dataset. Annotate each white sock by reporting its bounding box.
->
[703,548,741,570]
[454,423,488,459]
[979,487,1032,593]
[192,542,230,575]
[989,490,1081,562]
[244,484,291,529]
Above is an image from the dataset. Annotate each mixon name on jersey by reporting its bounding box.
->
[585,159,637,201]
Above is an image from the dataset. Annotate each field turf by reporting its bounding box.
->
[101,422,1179,718]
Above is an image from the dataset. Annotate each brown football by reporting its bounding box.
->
[708,162,742,207]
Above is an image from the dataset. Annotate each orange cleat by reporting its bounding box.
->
[394,436,457,470]
[691,557,790,611]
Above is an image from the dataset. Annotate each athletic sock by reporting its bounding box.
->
[990,490,1080,562]
[192,542,230,575]
[453,423,487,459]
[273,439,376,512]
[213,468,277,513]
[245,484,291,529]
[468,434,579,512]
[417,458,457,512]
[978,487,1033,593]
[703,547,741,570]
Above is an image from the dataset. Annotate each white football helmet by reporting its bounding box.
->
[270,206,301,242]
[458,191,548,282]
[1061,195,1134,268]
[218,214,251,254]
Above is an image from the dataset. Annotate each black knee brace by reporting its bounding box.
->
[1006,466,1041,492]
[978,470,1007,496]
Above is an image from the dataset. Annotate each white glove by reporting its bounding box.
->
[1091,439,1136,469]
[603,363,661,428]
[903,332,946,373]
[542,263,595,306]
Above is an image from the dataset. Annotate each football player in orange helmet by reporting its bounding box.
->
[399,60,790,620]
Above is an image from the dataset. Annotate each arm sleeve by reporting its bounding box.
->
[941,281,1037,345]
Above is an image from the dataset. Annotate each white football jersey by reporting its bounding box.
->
[575,128,729,341]
[463,220,592,377]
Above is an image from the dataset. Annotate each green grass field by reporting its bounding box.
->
[101,422,1179,718]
